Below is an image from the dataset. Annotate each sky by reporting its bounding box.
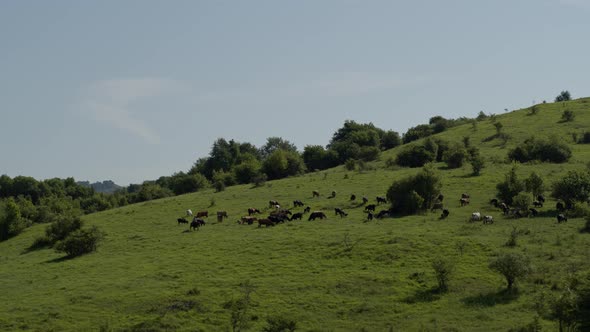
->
[1,0,588,186]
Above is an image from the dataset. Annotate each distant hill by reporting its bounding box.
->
[77,180,122,194]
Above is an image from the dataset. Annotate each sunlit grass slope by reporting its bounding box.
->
[1,98,590,331]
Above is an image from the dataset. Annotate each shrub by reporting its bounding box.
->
[489,252,531,291]
[513,192,532,213]
[262,316,297,332]
[555,90,571,102]
[552,170,590,206]
[396,145,435,168]
[55,226,103,257]
[0,198,26,241]
[443,143,468,169]
[387,164,442,215]
[358,146,381,161]
[432,257,454,292]
[469,148,485,176]
[561,110,575,122]
[496,166,525,205]
[45,216,83,244]
[344,159,356,171]
[252,173,268,188]
[579,132,590,144]
[508,136,571,163]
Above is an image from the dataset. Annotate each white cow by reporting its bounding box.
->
[187,209,193,217]
[471,212,481,222]
[483,215,493,224]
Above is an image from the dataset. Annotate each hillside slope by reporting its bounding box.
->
[1,98,590,331]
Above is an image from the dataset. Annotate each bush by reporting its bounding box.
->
[344,159,356,171]
[489,252,531,291]
[561,110,575,122]
[359,146,381,161]
[579,132,590,144]
[496,166,525,205]
[55,226,103,257]
[552,170,590,207]
[443,143,468,169]
[396,145,435,168]
[555,90,571,102]
[386,164,442,215]
[45,216,83,244]
[262,316,297,332]
[0,198,26,241]
[470,148,485,176]
[508,137,572,163]
[432,257,454,292]
[512,192,532,213]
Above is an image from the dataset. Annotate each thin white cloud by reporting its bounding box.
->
[81,78,184,144]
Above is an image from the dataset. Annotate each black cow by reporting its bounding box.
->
[362,196,369,205]
[366,212,374,221]
[376,209,390,219]
[533,201,543,208]
[330,191,336,198]
[376,196,387,204]
[365,204,376,212]
[303,206,311,214]
[557,214,568,223]
[431,202,444,211]
[461,193,470,199]
[556,202,565,212]
[440,209,450,219]
[269,200,280,208]
[460,198,470,207]
[537,194,546,203]
[258,218,275,227]
[177,217,189,225]
[350,194,356,201]
[190,218,205,231]
[490,198,499,207]
[290,212,303,221]
[437,194,444,202]
[308,211,327,221]
[293,200,304,207]
[312,190,320,198]
[529,208,538,217]
[335,208,348,218]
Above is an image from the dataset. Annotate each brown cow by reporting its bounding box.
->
[196,211,208,218]
[248,207,261,215]
[258,218,275,227]
[459,198,470,207]
[239,216,257,225]
[312,190,320,198]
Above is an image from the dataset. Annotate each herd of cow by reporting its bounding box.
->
[176,191,571,231]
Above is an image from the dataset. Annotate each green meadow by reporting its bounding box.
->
[1,99,590,331]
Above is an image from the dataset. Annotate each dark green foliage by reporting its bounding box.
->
[380,130,402,150]
[550,288,579,332]
[432,257,454,292]
[262,316,297,332]
[496,166,525,205]
[429,116,450,134]
[551,170,590,206]
[260,137,298,159]
[433,138,449,162]
[508,137,572,163]
[45,216,83,244]
[302,145,339,171]
[212,170,237,188]
[224,281,256,332]
[512,193,532,213]
[344,159,356,171]
[233,158,262,184]
[579,132,590,144]
[79,195,111,213]
[403,124,434,144]
[489,252,531,290]
[167,172,209,195]
[252,173,267,188]
[443,143,468,169]
[55,226,103,257]
[0,198,25,241]
[396,145,435,168]
[468,147,485,176]
[561,109,575,122]
[494,122,504,135]
[524,172,545,198]
[387,164,442,215]
[262,149,305,180]
[358,146,380,161]
[423,138,439,161]
[476,111,488,121]
[555,90,571,102]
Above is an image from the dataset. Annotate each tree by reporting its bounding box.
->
[403,124,434,144]
[387,164,442,215]
[0,197,25,241]
[489,252,531,291]
[496,166,525,205]
[261,149,304,180]
[396,145,435,168]
[555,90,571,102]
[302,145,339,171]
[260,137,298,159]
[508,136,571,163]
[525,172,545,198]
[432,257,454,292]
[442,143,468,169]
[561,109,575,122]
[494,122,504,135]
[469,147,485,176]
[552,170,590,206]
[233,158,262,184]
[512,192,532,213]
[550,288,579,332]
[380,130,401,150]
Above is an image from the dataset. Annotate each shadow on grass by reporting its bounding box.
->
[403,287,443,304]
[21,238,52,255]
[45,255,75,264]
[462,288,520,307]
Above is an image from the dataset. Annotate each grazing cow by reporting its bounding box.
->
[239,216,257,225]
[471,212,481,222]
[431,202,444,211]
[365,204,376,212]
[290,212,303,221]
[303,206,311,214]
[557,214,568,223]
[376,196,387,204]
[556,202,565,212]
[330,191,336,198]
[437,194,444,202]
[312,190,320,198]
[269,214,288,224]
[460,198,470,206]
[366,212,374,221]
[190,218,205,231]
[362,196,369,205]
[376,209,390,219]
[308,211,327,221]
[529,208,539,217]
[177,217,189,225]
[483,215,494,224]
[258,218,275,227]
[271,209,292,216]
[461,193,470,199]
[500,203,510,215]
[490,198,499,207]
[217,211,228,222]
[350,194,356,201]
[293,200,304,207]
[248,207,261,216]
[186,209,193,217]
[533,201,543,208]
[335,208,348,218]
[440,209,450,219]
[196,211,208,218]
[269,200,280,208]
[537,194,545,203]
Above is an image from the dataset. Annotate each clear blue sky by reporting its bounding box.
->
[1,0,588,185]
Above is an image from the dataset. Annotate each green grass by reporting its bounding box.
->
[2,98,590,331]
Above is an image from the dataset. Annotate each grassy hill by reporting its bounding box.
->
[1,98,590,331]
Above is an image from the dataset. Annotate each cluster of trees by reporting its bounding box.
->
[508,137,572,164]
[402,115,474,144]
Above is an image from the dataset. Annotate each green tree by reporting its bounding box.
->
[551,170,590,206]
[302,145,339,171]
[512,192,532,213]
[525,172,545,198]
[489,252,531,291]
[496,166,525,205]
[561,109,575,122]
[0,197,25,241]
[396,145,435,168]
[494,122,504,135]
[233,158,262,184]
[555,90,571,102]
[443,143,468,169]
[260,137,298,159]
[380,130,401,150]
[432,257,455,292]
[402,124,434,144]
[387,164,442,215]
